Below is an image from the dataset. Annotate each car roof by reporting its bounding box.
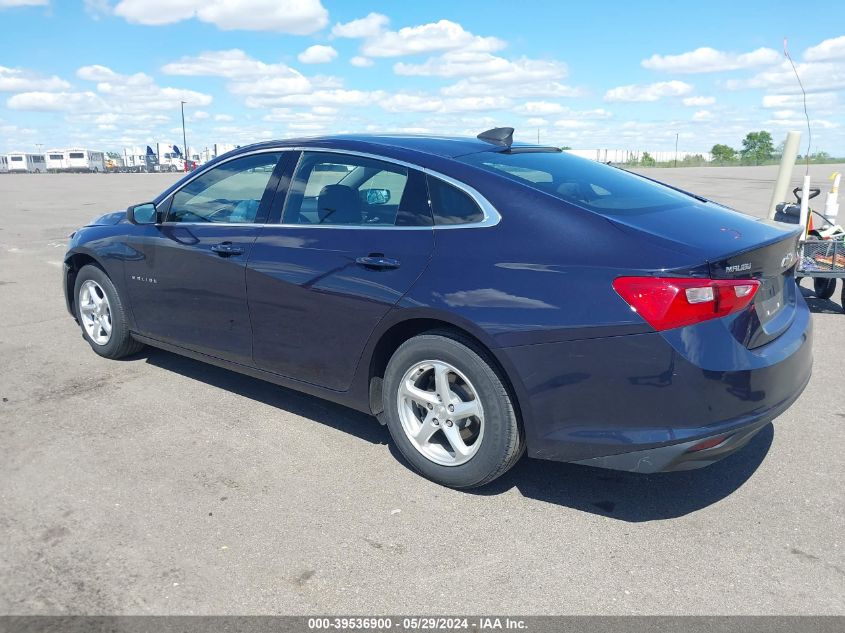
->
[227,134,540,160]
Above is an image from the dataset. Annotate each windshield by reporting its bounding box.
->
[457,150,699,215]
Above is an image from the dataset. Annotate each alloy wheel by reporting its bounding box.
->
[78,280,112,345]
[397,360,485,466]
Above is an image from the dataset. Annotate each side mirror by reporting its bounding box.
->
[361,188,391,205]
[127,202,159,225]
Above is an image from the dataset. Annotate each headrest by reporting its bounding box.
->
[317,184,361,224]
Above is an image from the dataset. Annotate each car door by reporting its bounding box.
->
[124,151,285,364]
[247,150,435,391]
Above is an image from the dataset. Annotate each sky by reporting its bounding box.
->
[0,0,844,156]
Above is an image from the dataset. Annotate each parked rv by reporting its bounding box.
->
[7,153,46,173]
[46,150,68,172]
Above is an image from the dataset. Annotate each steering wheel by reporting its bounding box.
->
[793,187,821,202]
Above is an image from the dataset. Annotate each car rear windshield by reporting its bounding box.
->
[457,150,699,215]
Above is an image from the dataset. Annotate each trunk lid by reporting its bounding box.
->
[607,201,802,347]
[708,230,802,348]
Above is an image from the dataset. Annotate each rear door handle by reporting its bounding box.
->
[355,254,401,270]
[211,242,244,257]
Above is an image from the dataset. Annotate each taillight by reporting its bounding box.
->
[613,276,760,331]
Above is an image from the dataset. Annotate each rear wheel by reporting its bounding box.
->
[814,277,836,300]
[73,264,144,359]
[383,332,523,488]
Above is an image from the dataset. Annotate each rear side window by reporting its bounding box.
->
[49,154,64,160]
[69,152,85,159]
[427,176,484,225]
[457,151,695,215]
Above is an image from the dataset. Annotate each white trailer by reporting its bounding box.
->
[7,153,46,173]
[46,149,68,172]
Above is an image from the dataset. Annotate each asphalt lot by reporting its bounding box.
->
[1,164,843,615]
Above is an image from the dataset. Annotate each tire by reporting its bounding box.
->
[73,264,144,359]
[382,332,524,488]
[841,282,845,314]
[814,277,836,300]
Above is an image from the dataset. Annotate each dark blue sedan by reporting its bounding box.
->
[62,128,812,488]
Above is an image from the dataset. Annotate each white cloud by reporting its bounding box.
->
[641,47,780,73]
[7,91,106,112]
[525,117,548,126]
[75,64,213,111]
[360,19,505,57]
[761,92,840,109]
[0,0,48,6]
[298,45,338,64]
[331,12,389,39]
[765,117,839,129]
[190,110,210,120]
[692,110,714,121]
[162,49,299,79]
[604,80,693,102]
[804,35,845,62]
[350,56,374,68]
[725,60,845,93]
[113,0,328,33]
[214,114,234,122]
[244,89,384,109]
[441,79,582,99]
[162,50,312,98]
[0,66,70,92]
[395,51,567,84]
[515,101,565,115]
[682,95,715,106]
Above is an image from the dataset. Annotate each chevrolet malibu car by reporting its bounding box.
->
[63,129,812,488]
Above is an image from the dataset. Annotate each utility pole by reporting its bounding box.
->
[35,143,43,155]
[674,133,679,167]
[180,101,189,172]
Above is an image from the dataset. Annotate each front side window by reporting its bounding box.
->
[49,154,64,160]
[167,152,281,224]
[11,156,22,162]
[69,152,85,159]
[282,152,432,227]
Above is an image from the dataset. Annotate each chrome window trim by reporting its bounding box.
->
[158,146,501,230]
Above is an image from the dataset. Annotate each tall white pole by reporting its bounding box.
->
[798,173,812,239]
[768,131,802,219]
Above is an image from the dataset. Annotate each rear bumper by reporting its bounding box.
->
[496,292,813,469]
[571,373,806,473]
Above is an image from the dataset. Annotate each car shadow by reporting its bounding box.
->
[463,424,773,522]
[139,347,772,523]
[140,347,389,446]
[799,284,843,314]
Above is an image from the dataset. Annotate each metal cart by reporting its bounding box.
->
[797,238,845,311]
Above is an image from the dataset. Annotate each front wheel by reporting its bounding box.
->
[383,332,523,488]
[73,264,144,359]
[814,277,837,300]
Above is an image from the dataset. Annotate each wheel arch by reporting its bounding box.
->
[364,314,528,432]
[63,250,107,316]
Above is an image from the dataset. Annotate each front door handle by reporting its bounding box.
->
[211,242,244,257]
[356,254,401,270]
